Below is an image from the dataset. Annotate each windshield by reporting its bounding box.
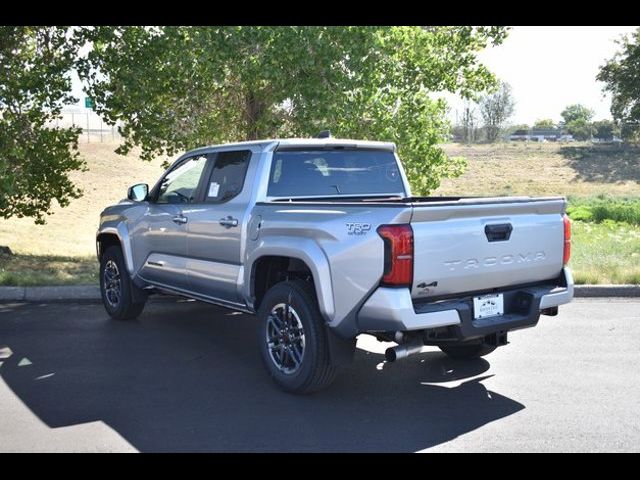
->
[267,149,405,198]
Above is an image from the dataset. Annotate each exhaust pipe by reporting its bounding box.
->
[385,341,424,362]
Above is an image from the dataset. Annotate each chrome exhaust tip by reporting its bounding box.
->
[385,341,424,362]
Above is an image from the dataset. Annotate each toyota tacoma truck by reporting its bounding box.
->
[97,136,574,393]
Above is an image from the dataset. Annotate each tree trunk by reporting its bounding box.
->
[244,92,266,140]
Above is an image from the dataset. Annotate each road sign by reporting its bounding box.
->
[84,97,94,109]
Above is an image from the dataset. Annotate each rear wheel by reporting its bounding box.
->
[439,342,497,359]
[100,246,146,321]
[257,280,337,394]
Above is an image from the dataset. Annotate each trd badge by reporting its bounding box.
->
[346,223,371,235]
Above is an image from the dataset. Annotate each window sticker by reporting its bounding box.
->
[208,182,220,198]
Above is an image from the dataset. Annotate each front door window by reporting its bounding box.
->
[156,155,208,204]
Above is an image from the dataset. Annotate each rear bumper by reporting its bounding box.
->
[356,267,574,338]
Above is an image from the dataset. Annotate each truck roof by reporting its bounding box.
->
[183,138,397,156]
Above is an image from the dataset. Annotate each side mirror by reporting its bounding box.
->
[127,183,149,202]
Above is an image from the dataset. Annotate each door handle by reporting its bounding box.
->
[172,215,188,225]
[485,223,512,242]
[219,216,239,228]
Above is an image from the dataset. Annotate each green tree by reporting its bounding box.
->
[559,104,596,140]
[77,26,509,195]
[592,119,620,140]
[533,119,556,129]
[566,119,595,141]
[597,28,640,141]
[478,81,515,143]
[0,26,84,224]
[561,104,595,124]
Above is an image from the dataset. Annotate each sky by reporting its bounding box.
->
[443,25,639,125]
[69,26,639,125]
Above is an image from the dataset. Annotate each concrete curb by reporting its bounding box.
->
[1,284,639,303]
[573,284,640,298]
[0,285,101,302]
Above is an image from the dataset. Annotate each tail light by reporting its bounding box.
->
[377,224,413,287]
[563,214,571,265]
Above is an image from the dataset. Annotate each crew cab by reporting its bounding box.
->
[97,137,574,393]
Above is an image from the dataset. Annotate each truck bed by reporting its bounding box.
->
[263,195,567,300]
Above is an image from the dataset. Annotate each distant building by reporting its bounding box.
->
[509,128,574,142]
[509,129,529,141]
[592,136,623,144]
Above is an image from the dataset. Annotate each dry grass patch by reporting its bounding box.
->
[0,254,97,286]
[0,140,168,257]
[437,142,640,198]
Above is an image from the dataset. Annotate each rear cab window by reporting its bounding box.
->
[267,149,405,198]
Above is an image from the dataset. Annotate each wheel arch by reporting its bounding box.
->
[245,241,335,323]
[96,225,135,274]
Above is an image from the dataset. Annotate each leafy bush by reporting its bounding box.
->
[567,197,640,226]
[565,205,593,222]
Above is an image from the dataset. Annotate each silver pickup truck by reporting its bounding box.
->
[97,137,574,393]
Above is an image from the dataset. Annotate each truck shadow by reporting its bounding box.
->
[560,144,640,184]
[0,301,525,452]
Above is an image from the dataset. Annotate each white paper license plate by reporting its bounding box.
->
[473,293,504,319]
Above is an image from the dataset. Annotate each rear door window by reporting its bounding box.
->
[204,150,252,203]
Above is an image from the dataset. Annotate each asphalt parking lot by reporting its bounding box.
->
[0,297,639,452]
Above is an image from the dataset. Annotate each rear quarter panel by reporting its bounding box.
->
[244,203,411,332]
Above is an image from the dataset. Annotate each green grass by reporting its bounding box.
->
[0,254,98,286]
[571,220,640,285]
[566,195,640,226]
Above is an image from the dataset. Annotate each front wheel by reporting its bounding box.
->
[100,246,146,321]
[257,280,337,394]
[439,342,497,359]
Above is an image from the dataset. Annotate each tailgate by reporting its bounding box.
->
[409,197,566,299]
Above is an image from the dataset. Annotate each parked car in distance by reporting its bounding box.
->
[97,135,574,393]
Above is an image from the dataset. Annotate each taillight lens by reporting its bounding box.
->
[563,214,571,265]
[377,224,413,287]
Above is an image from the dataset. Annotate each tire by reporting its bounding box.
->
[257,280,337,394]
[99,245,146,321]
[439,342,497,359]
